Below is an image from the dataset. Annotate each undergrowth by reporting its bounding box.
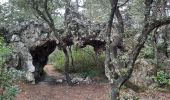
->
[49,46,105,77]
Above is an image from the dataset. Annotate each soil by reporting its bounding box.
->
[14,65,170,100]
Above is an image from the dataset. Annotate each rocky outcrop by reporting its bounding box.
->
[1,20,57,83]
[129,59,156,87]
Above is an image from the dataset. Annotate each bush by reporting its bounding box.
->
[0,37,20,100]
[142,46,154,59]
[155,71,170,86]
[49,46,105,77]
[0,86,19,100]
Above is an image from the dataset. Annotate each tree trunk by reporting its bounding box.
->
[68,46,74,67]
[63,47,73,86]
[111,86,119,100]
[153,28,158,69]
[104,0,118,99]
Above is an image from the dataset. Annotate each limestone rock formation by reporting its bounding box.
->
[0,7,125,84]
[1,20,57,83]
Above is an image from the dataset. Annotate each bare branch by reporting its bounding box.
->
[30,0,51,25]
[151,17,170,29]
[44,0,54,27]
[115,8,124,33]
[118,0,129,8]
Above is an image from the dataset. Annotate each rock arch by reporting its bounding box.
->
[0,7,125,84]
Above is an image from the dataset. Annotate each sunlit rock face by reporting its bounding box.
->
[3,20,57,83]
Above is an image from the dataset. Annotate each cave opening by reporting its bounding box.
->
[29,40,57,83]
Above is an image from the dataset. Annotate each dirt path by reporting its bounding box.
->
[15,65,170,100]
[15,82,109,100]
[15,65,110,100]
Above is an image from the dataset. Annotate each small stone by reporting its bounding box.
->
[71,77,84,84]
[84,77,92,84]
[56,79,63,83]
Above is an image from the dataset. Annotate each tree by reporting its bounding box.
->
[104,0,170,99]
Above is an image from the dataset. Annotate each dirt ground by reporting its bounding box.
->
[15,82,109,100]
[14,65,170,100]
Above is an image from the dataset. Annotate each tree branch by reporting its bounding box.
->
[150,17,170,29]
[118,0,129,8]
[115,7,124,33]
[30,0,51,25]
[44,0,55,28]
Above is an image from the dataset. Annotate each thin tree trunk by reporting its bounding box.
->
[68,46,74,67]
[111,85,120,100]
[104,0,119,100]
[105,0,118,80]
[95,52,99,67]
[163,25,169,58]
[153,28,158,69]
[63,48,73,86]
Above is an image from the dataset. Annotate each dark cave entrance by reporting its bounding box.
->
[29,40,57,83]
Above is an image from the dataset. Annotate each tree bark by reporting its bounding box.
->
[153,28,158,71]
[104,0,119,99]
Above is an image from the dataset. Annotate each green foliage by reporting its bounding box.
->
[155,71,170,86]
[0,37,11,63]
[157,43,168,54]
[0,37,20,100]
[80,68,101,78]
[84,0,110,22]
[49,49,65,71]
[142,46,154,59]
[142,34,155,59]
[123,30,136,38]
[0,86,19,100]
[49,46,104,77]
[0,1,33,27]
[128,0,145,26]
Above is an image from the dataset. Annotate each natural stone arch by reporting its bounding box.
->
[0,7,126,84]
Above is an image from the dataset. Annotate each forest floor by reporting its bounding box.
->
[14,65,170,100]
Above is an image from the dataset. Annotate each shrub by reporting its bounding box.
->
[0,37,20,100]
[155,71,170,86]
[0,86,19,100]
[142,46,154,59]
